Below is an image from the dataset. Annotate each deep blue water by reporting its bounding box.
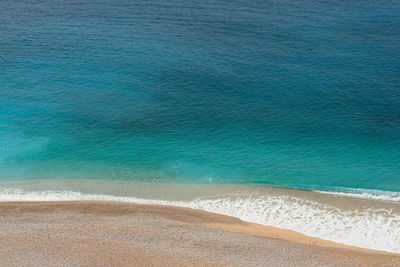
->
[1,0,400,193]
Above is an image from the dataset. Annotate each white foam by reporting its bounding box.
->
[1,188,399,253]
[315,188,400,202]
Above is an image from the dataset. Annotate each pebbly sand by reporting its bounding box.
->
[0,201,399,266]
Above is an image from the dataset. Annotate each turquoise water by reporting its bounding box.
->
[1,0,400,195]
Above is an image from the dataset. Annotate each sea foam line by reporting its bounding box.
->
[0,188,399,253]
[314,187,400,202]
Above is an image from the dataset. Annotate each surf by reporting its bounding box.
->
[1,182,399,253]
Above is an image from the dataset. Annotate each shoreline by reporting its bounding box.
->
[1,200,399,266]
[0,200,396,255]
[1,180,400,253]
[3,179,400,202]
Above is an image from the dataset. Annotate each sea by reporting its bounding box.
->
[1,0,400,253]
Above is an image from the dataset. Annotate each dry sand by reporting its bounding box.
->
[0,201,399,266]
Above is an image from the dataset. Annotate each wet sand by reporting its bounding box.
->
[0,201,399,266]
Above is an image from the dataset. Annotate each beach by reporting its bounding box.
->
[2,180,400,253]
[1,201,399,266]
[2,0,400,265]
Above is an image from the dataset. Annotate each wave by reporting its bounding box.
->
[314,187,400,202]
[0,188,399,253]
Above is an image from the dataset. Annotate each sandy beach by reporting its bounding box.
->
[0,201,399,266]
